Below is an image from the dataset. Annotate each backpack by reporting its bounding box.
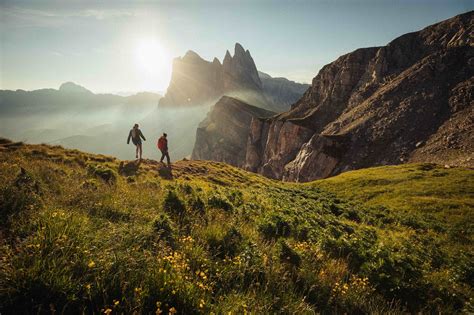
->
[157,137,166,150]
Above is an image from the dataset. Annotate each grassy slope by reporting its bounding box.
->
[0,141,473,314]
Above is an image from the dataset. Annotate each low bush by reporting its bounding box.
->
[0,168,43,225]
[207,226,243,259]
[163,190,186,217]
[87,164,116,183]
[278,240,301,268]
[207,193,233,212]
[152,213,175,244]
[258,214,292,239]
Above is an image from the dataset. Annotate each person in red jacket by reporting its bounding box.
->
[157,133,171,166]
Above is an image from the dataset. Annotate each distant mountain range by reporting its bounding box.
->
[159,43,309,112]
[192,11,474,181]
[0,44,309,160]
[0,82,162,159]
[0,82,161,115]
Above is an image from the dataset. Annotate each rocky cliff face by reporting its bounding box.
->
[244,11,474,182]
[258,71,310,112]
[159,43,307,112]
[158,50,224,107]
[192,96,275,167]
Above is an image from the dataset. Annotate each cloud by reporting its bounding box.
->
[50,51,64,57]
[1,6,136,28]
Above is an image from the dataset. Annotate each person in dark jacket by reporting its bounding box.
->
[157,133,171,166]
[127,123,146,159]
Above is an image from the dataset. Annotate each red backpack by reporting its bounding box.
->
[157,137,166,150]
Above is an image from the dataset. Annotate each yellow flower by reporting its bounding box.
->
[88,260,96,268]
[199,299,205,308]
[113,300,120,306]
[155,301,164,314]
[103,308,112,314]
[169,307,177,314]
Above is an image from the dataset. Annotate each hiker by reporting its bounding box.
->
[127,123,146,159]
[157,133,171,166]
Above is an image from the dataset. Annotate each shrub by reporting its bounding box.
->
[328,202,343,216]
[163,190,186,217]
[453,251,474,286]
[360,241,427,311]
[152,213,175,244]
[207,226,243,259]
[207,194,233,212]
[188,195,205,215]
[258,214,292,239]
[342,209,361,222]
[322,227,378,271]
[81,179,99,190]
[0,168,43,224]
[179,183,193,195]
[278,240,301,267]
[228,190,243,207]
[87,164,116,183]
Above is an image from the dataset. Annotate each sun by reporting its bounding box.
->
[134,39,172,89]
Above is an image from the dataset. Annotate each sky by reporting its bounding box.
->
[0,0,472,94]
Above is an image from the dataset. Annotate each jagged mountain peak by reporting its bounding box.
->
[159,43,307,112]
[182,50,205,61]
[212,57,221,66]
[223,50,232,63]
[234,42,246,56]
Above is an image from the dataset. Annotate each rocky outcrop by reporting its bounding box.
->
[258,72,310,112]
[244,11,474,182]
[192,96,275,167]
[223,44,262,91]
[159,43,307,112]
[158,50,225,107]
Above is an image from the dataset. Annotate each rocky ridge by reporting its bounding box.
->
[159,43,308,112]
[246,11,474,181]
[192,96,275,167]
[258,71,310,112]
[191,12,473,181]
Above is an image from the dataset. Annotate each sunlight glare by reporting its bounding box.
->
[134,38,172,90]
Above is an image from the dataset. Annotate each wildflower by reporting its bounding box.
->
[85,284,91,290]
[103,308,112,314]
[113,300,119,306]
[199,299,205,308]
[169,307,177,314]
[88,260,96,268]
[155,301,163,314]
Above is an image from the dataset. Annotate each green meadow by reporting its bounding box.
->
[1,140,473,314]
